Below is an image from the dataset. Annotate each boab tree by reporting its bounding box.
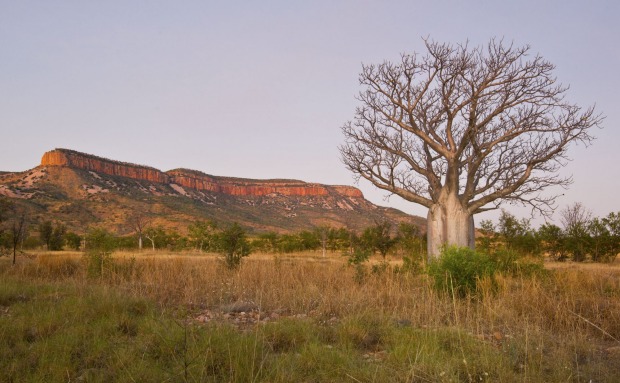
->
[129,213,150,251]
[340,39,602,259]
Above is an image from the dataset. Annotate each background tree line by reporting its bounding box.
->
[2,196,617,264]
[478,203,620,262]
[0,200,425,262]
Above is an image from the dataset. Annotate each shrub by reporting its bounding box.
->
[347,248,371,284]
[84,228,117,278]
[218,223,251,269]
[85,251,114,279]
[427,246,496,298]
[85,228,117,253]
[489,248,546,277]
[64,232,82,250]
[347,248,370,266]
[371,261,389,275]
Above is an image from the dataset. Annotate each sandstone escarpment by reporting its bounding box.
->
[40,149,364,199]
[167,169,338,197]
[42,149,170,184]
[330,185,364,198]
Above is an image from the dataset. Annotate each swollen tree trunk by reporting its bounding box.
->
[426,192,475,260]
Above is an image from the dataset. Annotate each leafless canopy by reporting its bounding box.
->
[560,202,592,232]
[340,39,602,215]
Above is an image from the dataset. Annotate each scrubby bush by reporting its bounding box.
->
[395,222,426,265]
[64,231,82,250]
[85,251,114,278]
[360,221,396,258]
[489,248,546,277]
[347,248,370,266]
[427,246,496,298]
[218,223,251,269]
[84,228,117,278]
[85,228,117,253]
[347,248,371,284]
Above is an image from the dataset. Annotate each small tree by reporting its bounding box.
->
[0,197,14,255]
[218,223,251,269]
[86,228,117,253]
[602,212,620,261]
[396,222,426,270]
[253,231,279,253]
[144,226,166,251]
[298,230,321,251]
[537,223,566,260]
[39,220,53,250]
[497,210,539,256]
[0,196,11,225]
[49,222,66,251]
[10,212,26,265]
[360,221,396,259]
[476,219,497,254]
[588,218,611,262]
[84,228,117,278]
[277,233,301,253]
[64,232,82,250]
[129,214,150,251]
[561,203,591,261]
[315,225,330,257]
[328,227,352,252]
[188,220,218,252]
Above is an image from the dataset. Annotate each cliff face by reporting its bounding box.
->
[41,149,170,184]
[167,170,364,198]
[41,149,364,198]
[331,186,364,198]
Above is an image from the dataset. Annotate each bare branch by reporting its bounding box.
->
[340,38,603,218]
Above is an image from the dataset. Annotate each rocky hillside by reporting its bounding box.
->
[0,149,424,235]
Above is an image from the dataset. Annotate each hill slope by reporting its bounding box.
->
[0,149,424,234]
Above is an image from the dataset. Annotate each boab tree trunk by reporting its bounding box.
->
[427,192,475,258]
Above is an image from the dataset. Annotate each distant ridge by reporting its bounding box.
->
[41,148,170,184]
[0,148,424,234]
[41,148,364,198]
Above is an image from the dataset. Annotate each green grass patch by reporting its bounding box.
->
[1,277,514,382]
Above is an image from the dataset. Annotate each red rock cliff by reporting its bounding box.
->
[331,185,364,198]
[171,171,329,196]
[40,149,364,198]
[167,169,363,198]
[41,149,170,184]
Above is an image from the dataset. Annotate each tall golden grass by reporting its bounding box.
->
[0,251,620,382]
[4,250,620,380]
[9,250,620,338]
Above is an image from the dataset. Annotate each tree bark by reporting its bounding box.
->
[427,192,475,259]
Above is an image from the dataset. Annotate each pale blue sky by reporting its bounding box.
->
[1,1,618,225]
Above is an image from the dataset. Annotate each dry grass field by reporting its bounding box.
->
[2,250,620,382]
